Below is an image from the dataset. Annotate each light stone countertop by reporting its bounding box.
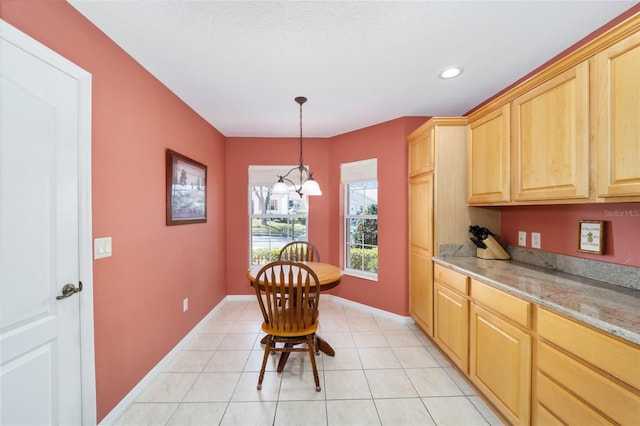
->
[433,256,640,346]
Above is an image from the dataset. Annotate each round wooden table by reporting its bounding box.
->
[248,261,342,369]
[247,261,342,291]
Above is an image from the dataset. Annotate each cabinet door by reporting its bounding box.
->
[409,173,433,335]
[468,105,510,204]
[512,62,590,201]
[409,173,433,250]
[434,282,468,372]
[595,30,640,199]
[469,304,532,426]
[408,124,434,176]
[409,250,433,336]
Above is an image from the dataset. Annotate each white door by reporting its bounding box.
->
[0,21,95,425]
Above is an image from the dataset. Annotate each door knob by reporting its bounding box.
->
[56,281,83,300]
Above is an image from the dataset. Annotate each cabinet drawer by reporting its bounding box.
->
[434,264,468,294]
[535,403,566,426]
[536,371,611,425]
[470,279,531,328]
[538,308,640,389]
[537,341,640,425]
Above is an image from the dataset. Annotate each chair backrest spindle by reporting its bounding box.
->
[278,241,320,262]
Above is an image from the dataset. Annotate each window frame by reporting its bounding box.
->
[248,184,309,267]
[343,180,378,281]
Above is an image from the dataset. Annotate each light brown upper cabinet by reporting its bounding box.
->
[511,62,590,202]
[594,29,640,200]
[468,105,510,205]
[408,123,434,177]
[466,11,640,206]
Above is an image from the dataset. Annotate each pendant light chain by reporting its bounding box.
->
[296,96,307,167]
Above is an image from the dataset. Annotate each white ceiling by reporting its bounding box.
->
[68,0,636,137]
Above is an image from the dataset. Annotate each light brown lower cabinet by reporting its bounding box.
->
[535,370,609,425]
[469,302,532,426]
[536,308,640,425]
[536,342,639,425]
[430,264,640,426]
[434,282,468,373]
[409,249,433,336]
[433,264,469,373]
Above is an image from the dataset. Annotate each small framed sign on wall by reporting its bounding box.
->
[577,220,604,254]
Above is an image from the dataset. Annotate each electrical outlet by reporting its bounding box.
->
[531,232,541,249]
[183,298,189,312]
[518,231,527,247]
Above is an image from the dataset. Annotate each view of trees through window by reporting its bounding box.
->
[345,181,378,276]
[249,185,308,265]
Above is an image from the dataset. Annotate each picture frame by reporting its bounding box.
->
[166,149,207,226]
[577,220,604,254]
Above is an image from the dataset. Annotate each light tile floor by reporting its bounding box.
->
[115,298,504,425]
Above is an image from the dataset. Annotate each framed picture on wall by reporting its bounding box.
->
[577,220,604,254]
[166,149,207,226]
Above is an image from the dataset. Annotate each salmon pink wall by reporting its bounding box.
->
[3,1,227,421]
[327,118,427,316]
[501,203,640,267]
[225,137,330,295]
[225,117,426,317]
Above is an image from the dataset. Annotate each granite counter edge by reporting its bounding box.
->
[433,257,640,346]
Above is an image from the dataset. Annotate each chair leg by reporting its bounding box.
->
[257,336,272,390]
[307,335,321,392]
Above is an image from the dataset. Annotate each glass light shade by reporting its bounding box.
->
[272,180,290,194]
[301,178,322,196]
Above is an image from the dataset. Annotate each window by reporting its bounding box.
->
[249,166,308,266]
[342,159,378,279]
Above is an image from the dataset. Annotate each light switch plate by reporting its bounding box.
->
[94,237,112,259]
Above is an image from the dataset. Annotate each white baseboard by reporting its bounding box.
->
[98,297,230,425]
[325,294,415,324]
[227,293,414,324]
[223,294,255,302]
[98,294,412,424]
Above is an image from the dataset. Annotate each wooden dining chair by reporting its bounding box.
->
[253,261,321,391]
[277,241,321,318]
[278,241,320,262]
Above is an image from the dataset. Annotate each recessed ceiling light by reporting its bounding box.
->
[439,67,463,79]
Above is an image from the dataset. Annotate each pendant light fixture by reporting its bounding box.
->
[272,96,322,197]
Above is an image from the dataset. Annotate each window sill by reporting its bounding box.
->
[343,269,378,282]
